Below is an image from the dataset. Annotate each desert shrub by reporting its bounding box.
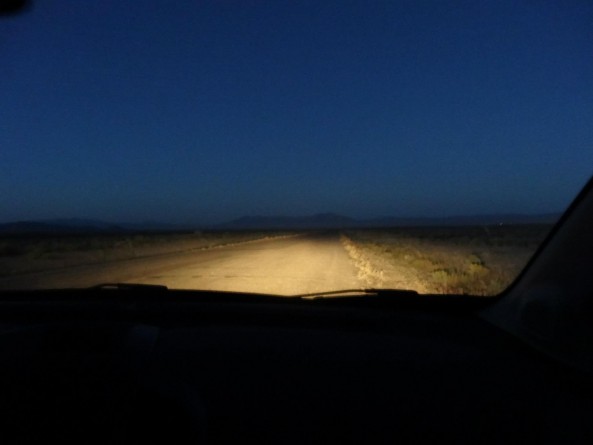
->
[342,225,551,296]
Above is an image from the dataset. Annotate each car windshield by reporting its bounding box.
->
[1,1,592,296]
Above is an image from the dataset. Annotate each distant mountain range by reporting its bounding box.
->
[0,218,195,235]
[0,212,561,234]
[217,212,561,230]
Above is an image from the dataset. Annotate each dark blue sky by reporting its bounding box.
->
[1,0,592,224]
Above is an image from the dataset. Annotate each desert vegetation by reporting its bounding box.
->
[341,225,553,296]
[0,231,294,276]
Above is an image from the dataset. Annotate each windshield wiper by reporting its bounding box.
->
[89,283,169,292]
[293,288,492,310]
[294,288,418,299]
[84,283,300,303]
[88,285,419,299]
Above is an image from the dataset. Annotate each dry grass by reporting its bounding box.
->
[341,225,552,296]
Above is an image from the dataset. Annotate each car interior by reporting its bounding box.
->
[1,1,591,443]
[0,176,591,444]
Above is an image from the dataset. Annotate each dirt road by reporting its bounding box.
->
[0,232,362,295]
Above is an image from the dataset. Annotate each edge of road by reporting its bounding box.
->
[0,233,305,282]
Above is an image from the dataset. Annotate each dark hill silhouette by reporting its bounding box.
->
[0,219,194,235]
[0,220,128,235]
[221,213,358,229]
[0,212,561,234]
[217,212,561,230]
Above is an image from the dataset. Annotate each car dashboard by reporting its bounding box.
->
[0,289,591,444]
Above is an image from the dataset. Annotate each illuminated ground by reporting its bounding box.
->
[0,232,361,295]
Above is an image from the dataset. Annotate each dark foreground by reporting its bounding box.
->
[0,287,590,444]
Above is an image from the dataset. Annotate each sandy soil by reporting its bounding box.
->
[0,232,362,295]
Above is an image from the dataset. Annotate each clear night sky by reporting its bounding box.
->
[1,1,592,225]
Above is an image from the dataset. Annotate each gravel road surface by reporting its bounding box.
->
[0,232,362,295]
